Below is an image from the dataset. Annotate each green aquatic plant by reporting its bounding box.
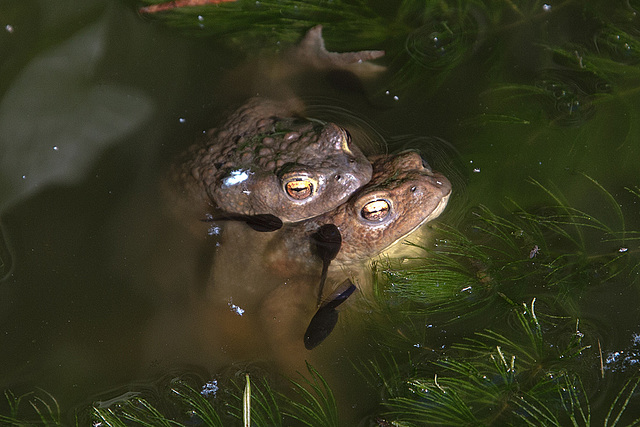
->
[378,176,640,326]
[90,380,226,426]
[92,396,184,426]
[226,363,339,426]
[227,374,284,426]
[90,364,338,426]
[514,374,640,427]
[169,380,224,426]
[471,32,640,128]
[0,389,66,426]
[358,175,640,425]
[137,0,391,51]
[374,300,640,426]
[243,374,251,426]
[283,363,339,427]
[133,0,640,109]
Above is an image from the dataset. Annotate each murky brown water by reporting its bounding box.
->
[1,0,639,423]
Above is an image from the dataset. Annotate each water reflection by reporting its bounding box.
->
[0,1,224,413]
[0,16,152,206]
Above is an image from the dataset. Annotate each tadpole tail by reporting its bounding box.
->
[316,263,329,307]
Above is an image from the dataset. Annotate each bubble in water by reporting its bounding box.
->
[594,25,640,65]
[404,19,475,71]
[534,70,602,126]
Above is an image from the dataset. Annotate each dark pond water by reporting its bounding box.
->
[1,0,639,424]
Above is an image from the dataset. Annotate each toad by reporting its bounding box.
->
[207,150,452,310]
[168,26,384,223]
[258,150,451,352]
[266,150,452,275]
[143,150,452,378]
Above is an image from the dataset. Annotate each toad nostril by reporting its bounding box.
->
[335,174,342,181]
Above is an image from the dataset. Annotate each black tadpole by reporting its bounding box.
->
[304,280,357,350]
[202,213,283,232]
[310,224,342,307]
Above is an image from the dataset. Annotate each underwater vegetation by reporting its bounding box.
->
[135,0,640,97]
[361,174,640,426]
[1,364,338,426]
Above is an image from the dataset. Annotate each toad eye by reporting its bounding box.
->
[284,178,315,200]
[361,199,391,222]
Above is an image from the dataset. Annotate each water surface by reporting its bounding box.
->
[1,0,639,424]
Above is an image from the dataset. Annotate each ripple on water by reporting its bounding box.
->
[404,19,478,72]
[304,101,386,155]
[594,24,640,65]
[534,68,611,127]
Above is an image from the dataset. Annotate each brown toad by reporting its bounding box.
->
[171,97,373,223]
[207,150,452,307]
[142,150,452,379]
[168,26,384,223]
[266,150,452,274]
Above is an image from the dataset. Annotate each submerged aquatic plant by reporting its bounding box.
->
[92,395,186,427]
[136,0,391,52]
[89,363,338,426]
[354,175,640,425]
[0,389,66,426]
[378,176,640,326]
[227,374,285,426]
[134,0,640,112]
[374,300,640,426]
[283,363,339,427]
